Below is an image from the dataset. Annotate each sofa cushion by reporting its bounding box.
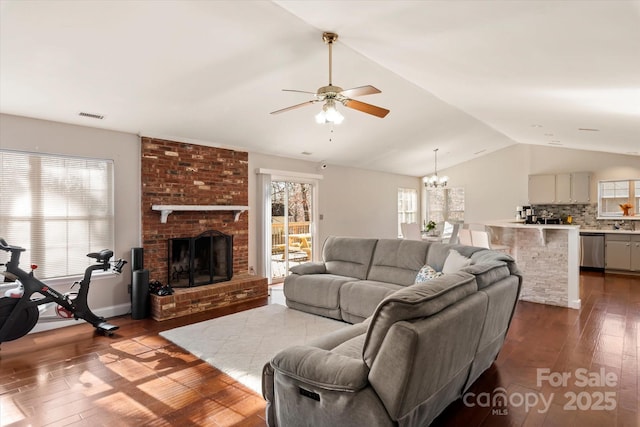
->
[442,249,473,274]
[367,239,431,286]
[306,321,370,351]
[284,273,356,311]
[340,280,403,322]
[271,346,369,392]
[323,236,378,280]
[363,271,478,367]
[414,265,443,284]
[461,262,511,290]
[289,262,326,275]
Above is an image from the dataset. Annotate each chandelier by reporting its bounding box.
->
[425,148,448,188]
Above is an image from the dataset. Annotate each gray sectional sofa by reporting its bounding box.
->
[263,236,522,427]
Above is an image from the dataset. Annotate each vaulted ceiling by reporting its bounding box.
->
[1,1,638,176]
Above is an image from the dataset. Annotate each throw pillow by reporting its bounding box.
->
[414,264,443,284]
[442,249,473,274]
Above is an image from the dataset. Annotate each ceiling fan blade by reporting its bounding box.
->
[339,85,381,98]
[282,89,318,95]
[270,100,317,115]
[343,99,390,118]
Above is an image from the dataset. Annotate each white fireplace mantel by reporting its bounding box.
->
[152,205,249,223]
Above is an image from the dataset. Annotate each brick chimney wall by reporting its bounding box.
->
[140,137,249,284]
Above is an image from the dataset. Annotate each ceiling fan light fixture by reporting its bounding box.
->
[271,31,389,121]
[315,100,344,124]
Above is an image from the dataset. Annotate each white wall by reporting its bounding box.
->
[317,165,420,241]
[0,113,140,326]
[442,144,640,222]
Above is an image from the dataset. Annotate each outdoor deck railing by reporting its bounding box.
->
[271,222,310,246]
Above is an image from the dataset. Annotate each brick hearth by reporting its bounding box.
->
[151,274,268,321]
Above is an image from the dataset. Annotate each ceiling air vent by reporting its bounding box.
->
[79,112,104,120]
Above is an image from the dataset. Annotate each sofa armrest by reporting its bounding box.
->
[270,345,369,392]
[289,262,327,275]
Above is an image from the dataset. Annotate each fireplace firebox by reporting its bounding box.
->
[168,230,233,287]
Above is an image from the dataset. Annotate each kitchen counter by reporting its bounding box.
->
[482,221,580,310]
[485,220,578,230]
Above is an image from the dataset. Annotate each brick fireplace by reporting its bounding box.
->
[141,136,248,280]
[140,137,266,320]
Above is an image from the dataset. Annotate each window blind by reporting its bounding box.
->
[398,187,418,236]
[0,150,114,279]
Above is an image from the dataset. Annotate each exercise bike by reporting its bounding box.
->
[0,238,127,343]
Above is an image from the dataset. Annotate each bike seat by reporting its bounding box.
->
[87,249,113,262]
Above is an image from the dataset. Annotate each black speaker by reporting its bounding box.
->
[131,269,150,320]
[131,247,144,272]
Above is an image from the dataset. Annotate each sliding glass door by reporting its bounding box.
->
[271,181,314,282]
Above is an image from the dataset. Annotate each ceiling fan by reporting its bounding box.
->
[270,32,390,124]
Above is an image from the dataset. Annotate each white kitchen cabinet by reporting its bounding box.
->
[570,172,591,203]
[528,174,556,204]
[528,172,591,204]
[555,173,572,203]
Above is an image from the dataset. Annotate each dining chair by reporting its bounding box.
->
[470,230,491,248]
[446,223,460,244]
[441,221,453,239]
[467,223,487,231]
[457,228,473,246]
[471,230,510,252]
[401,223,422,240]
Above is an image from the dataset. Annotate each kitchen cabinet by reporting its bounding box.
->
[570,172,591,203]
[633,236,640,271]
[528,172,591,204]
[605,234,640,272]
[528,174,556,204]
[555,174,572,203]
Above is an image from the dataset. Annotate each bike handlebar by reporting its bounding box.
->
[0,238,25,253]
[1,238,126,274]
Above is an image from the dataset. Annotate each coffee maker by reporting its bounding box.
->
[523,205,536,224]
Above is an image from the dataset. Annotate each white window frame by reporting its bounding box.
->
[256,168,322,284]
[598,179,640,219]
[398,187,419,237]
[0,149,115,279]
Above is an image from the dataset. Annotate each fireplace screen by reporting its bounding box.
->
[168,230,233,287]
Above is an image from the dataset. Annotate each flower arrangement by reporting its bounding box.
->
[619,203,633,216]
[424,220,437,233]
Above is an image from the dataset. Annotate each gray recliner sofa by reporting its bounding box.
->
[263,236,522,427]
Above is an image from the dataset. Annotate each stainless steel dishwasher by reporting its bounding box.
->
[580,232,605,269]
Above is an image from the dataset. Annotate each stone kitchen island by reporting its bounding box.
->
[483,221,581,309]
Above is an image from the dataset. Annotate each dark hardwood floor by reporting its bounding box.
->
[1,272,638,427]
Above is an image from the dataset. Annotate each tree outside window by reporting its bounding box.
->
[425,187,465,224]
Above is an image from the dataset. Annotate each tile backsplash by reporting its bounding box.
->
[533,203,636,230]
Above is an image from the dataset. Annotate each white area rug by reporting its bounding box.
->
[160,303,349,394]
